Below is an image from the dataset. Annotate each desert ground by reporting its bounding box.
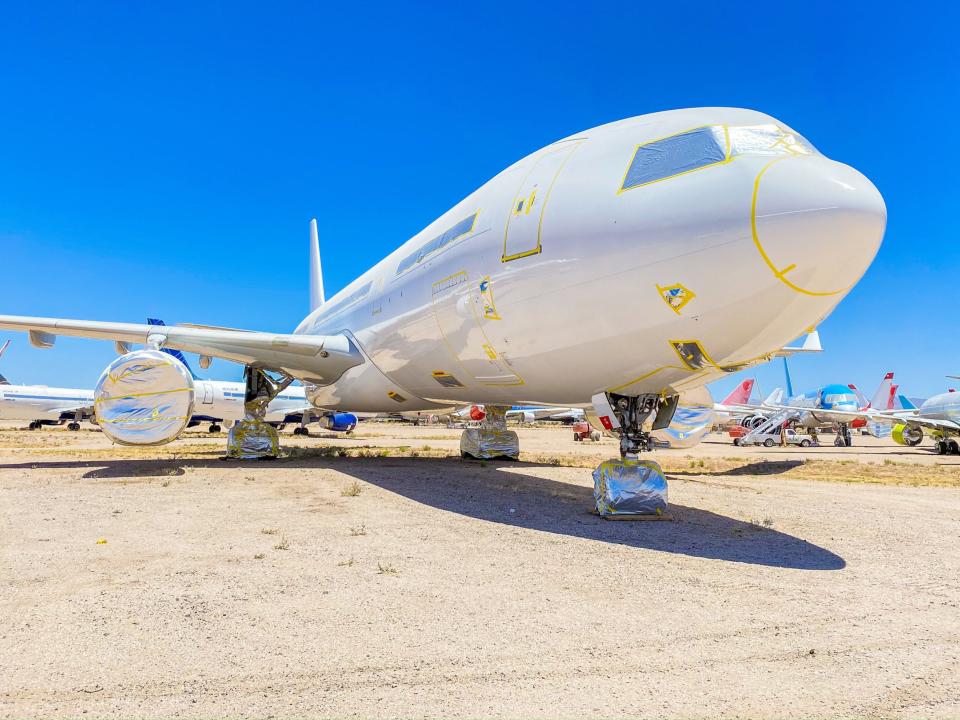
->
[2,420,959,718]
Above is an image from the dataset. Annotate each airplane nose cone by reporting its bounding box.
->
[752,158,886,296]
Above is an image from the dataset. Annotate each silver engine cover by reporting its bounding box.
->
[94,349,195,446]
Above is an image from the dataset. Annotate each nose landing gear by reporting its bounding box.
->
[589,393,676,517]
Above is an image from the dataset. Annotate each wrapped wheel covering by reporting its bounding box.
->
[593,458,668,517]
[94,349,195,446]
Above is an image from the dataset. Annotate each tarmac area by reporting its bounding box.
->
[2,421,959,718]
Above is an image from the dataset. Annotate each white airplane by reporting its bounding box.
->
[0,108,885,468]
[0,339,95,430]
[0,337,357,435]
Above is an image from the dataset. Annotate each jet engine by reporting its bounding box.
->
[319,412,358,433]
[651,387,716,449]
[891,423,923,446]
[741,415,767,429]
[94,349,195,446]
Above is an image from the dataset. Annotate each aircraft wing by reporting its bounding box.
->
[0,315,363,385]
[871,413,960,434]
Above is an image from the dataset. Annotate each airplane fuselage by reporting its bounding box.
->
[297,108,885,413]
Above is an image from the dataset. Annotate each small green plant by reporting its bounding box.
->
[253,553,265,560]
[422,444,432,452]
[377,561,398,575]
[762,517,774,528]
[160,479,171,488]
[349,524,366,536]
[341,481,362,497]
[338,557,355,567]
[261,528,279,535]
[274,536,290,550]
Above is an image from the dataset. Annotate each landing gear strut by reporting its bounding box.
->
[834,423,853,447]
[225,367,294,459]
[606,393,679,458]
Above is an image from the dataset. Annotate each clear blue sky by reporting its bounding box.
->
[1,2,957,399]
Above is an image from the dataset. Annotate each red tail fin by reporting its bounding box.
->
[721,378,754,405]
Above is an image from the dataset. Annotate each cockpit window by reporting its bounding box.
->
[727,124,815,156]
[620,123,817,193]
[396,213,479,275]
[620,126,728,191]
[823,393,856,405]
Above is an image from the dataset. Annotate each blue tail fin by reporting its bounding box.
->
[782,357,794,399]
[147,318,199,379]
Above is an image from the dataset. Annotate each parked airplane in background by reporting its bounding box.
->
[0,339,94,429]
[457,404,585,424]
[0,107,885,466]
[735,372,897,446]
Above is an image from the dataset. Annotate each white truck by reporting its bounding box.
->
[734,428,815,448]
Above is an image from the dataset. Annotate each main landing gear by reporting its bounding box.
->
[293,426,310,436]
[28,420,42,430]
[225,367,294,460]
[590,393,676,517]
[833,423,853,447]
[67,422,81,431]
[208,423,222,433]
[935,438,960,455]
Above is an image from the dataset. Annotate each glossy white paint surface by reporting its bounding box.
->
[299,108,885,413]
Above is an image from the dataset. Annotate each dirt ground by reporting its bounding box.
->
[2,421,959,718]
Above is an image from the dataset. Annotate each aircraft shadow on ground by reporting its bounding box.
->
[668,460,806,476]
[0,456,845,570]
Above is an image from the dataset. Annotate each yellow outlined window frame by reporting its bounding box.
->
[617,125,732,194]
[395,211,481,277]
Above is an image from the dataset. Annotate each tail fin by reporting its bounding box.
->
[782,357,794,399]
[896,394,917,410]
[309,218,325,312]
[764,387,784,406]
[869,372,895,410]
[0,339,10,384]
[721,378,755,405]
[848,383,869,409]
[147,319,199,379]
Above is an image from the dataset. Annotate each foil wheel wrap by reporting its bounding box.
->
[593,458,668,517]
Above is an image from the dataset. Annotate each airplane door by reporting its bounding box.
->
[431,271,522,386]
[201,382,213,404]
[502,140,582,262]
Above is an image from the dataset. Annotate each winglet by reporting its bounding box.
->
[309,218,325,312]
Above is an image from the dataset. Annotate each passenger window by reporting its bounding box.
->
[621,126,727,191]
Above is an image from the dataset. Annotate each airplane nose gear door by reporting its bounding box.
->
[502,140,582,262]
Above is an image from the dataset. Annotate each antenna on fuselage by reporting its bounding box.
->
[309,218,325,312]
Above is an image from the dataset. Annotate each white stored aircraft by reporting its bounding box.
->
[0,108,885,462]
[0,339,94,430]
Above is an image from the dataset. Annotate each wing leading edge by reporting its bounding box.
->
[0,315,363,385]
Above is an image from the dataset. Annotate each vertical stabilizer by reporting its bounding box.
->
[782,357,794,400]
[309,218,325,312]
[869,372,895,410]
[720,378,755,406]
[0,339,9,384]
